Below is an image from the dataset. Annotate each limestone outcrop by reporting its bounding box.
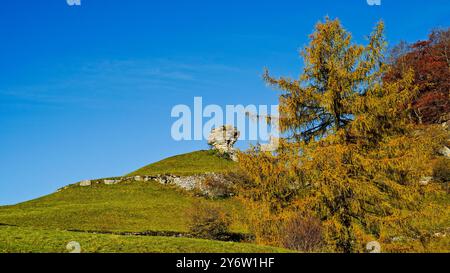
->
[207,125,240,161]
[69,174,233,198]
[79,180,91,187]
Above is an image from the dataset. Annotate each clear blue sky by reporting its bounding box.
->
[0,0,448,205]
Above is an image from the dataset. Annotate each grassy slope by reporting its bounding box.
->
[387,187,450,253]
[0,181,246,233]
[128,150,238,176]
[0,151,271,253]
[0,180,279,253]
[0,226,290,253]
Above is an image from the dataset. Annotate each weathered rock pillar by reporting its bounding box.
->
[207,125,240,161]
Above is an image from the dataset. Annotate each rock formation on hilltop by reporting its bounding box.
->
[207,125,240,161]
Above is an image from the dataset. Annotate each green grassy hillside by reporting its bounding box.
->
[0,179,278,253]
[0,181,246,233]
[128,150,238,176]
[0,226,290,253]
[0,151,268,253]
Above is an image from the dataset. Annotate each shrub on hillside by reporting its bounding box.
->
[433,158,450,183]
[282,215,324,252]
[202,175,237,198]
[187,202,232,240]
[202,171,249,198]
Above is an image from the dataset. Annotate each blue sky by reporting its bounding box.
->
[0,0,449,205]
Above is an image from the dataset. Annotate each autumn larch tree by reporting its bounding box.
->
[237,18,447,253]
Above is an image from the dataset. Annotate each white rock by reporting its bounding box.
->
[207,125,240,161]
[438,146,450,158]
[103,180,119,185]
[79,180,91,187]
[419,177,433,186]
[391,236,405,242]
[433,232,446,238]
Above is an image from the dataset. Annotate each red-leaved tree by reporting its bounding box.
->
[385,28,450,124]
